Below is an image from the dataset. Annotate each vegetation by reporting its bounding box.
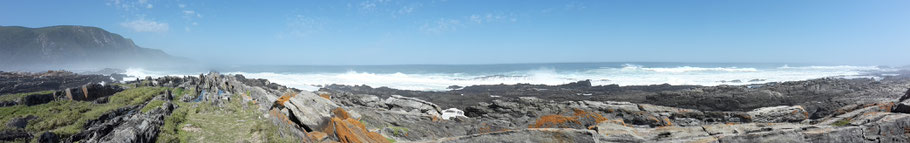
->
[141,100,166,113]
[0,90,55,102]
[0,87,166,138]
[388,126,410,136]
[156,104,190,143]
[833,118,852,126]
[171,93,297,143]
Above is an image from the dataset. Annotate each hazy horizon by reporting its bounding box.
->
[3,0,910,66]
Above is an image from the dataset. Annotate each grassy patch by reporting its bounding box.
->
[0,90,55,102]
[175,94,297,143]
[141,100,166,113]
[388,126,409,136]
[0,87,166,138]
[386,137,397,143]
[832,119,851,126]
[156,103,190,143]
[173,88,186,100]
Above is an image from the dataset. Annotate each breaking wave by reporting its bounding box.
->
[122,64,892,91]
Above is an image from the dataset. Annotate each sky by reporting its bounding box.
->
[1,0,909,66]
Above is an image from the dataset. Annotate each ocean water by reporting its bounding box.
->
[123,63,893,91]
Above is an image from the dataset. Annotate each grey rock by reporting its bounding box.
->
[435,128,600,143]
[283,91,339,130]
[747,105,808,123]
[21,92,54,106]
[0,130,31,142]
[384,95,442,115]
[38,132,59,143]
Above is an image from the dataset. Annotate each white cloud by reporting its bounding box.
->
[359,1,377,12]
[138,0,147,4]
[467,13,516,24]
[470,15,482,24]
[420,18,461,34]
[398,6,415,14]
[178,4,186,8]
[146,4,153,9]
[565,2,587,10]
[120,19,169,32]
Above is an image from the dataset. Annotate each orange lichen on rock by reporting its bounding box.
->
[662,117,673,126]
[325,108,390,143]
[275,92,297,106]
[319,93,332,100]
[529,115,580,128]
[573,108,609,123]
[477,123,493,133]
[308,131,329,141]
[333,107,352,119]
[794,106,810,119]
[269,109,295,124]
[82,85,89,99]
[878,102,895,112]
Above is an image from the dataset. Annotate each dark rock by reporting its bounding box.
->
[22,92,55,106]
[0,70,113,95]
[67,83,124,101]
[893,88,910,113]
[563,79,592,88]
[38,132,59,143]
[6,115,36,129]
[446,85,463,90]
[0,130,32,142]
[0,101,16,107]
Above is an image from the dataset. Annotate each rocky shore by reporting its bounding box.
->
[2,70,910,142]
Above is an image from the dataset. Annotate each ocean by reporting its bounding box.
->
[122,63,894,91]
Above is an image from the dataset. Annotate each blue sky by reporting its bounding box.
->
[2,0,909,66]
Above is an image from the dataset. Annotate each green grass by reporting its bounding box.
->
[156,103,190,143]
[0,90,55,102]
[0,87,166,138]
[166,93,297,143]
[142,100,166,113]
[173,88,186,100]
[832,119,851,126]
[388,126,409,136]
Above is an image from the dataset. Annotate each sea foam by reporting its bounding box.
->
[122,64,891,91]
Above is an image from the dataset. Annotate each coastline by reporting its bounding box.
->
[2,70,910,142]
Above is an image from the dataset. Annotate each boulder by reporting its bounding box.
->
[38,132,59,143]
[67,83,124,101]
[746,105,808,123]
[21,92,55,106]
[283,91,339,131]
[893,100,910,113]
[6,115,36,129]
[893,88,910,113]
[0,130,31,142]
[384,95,442,115]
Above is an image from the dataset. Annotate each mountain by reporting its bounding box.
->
[0,25,189,71]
